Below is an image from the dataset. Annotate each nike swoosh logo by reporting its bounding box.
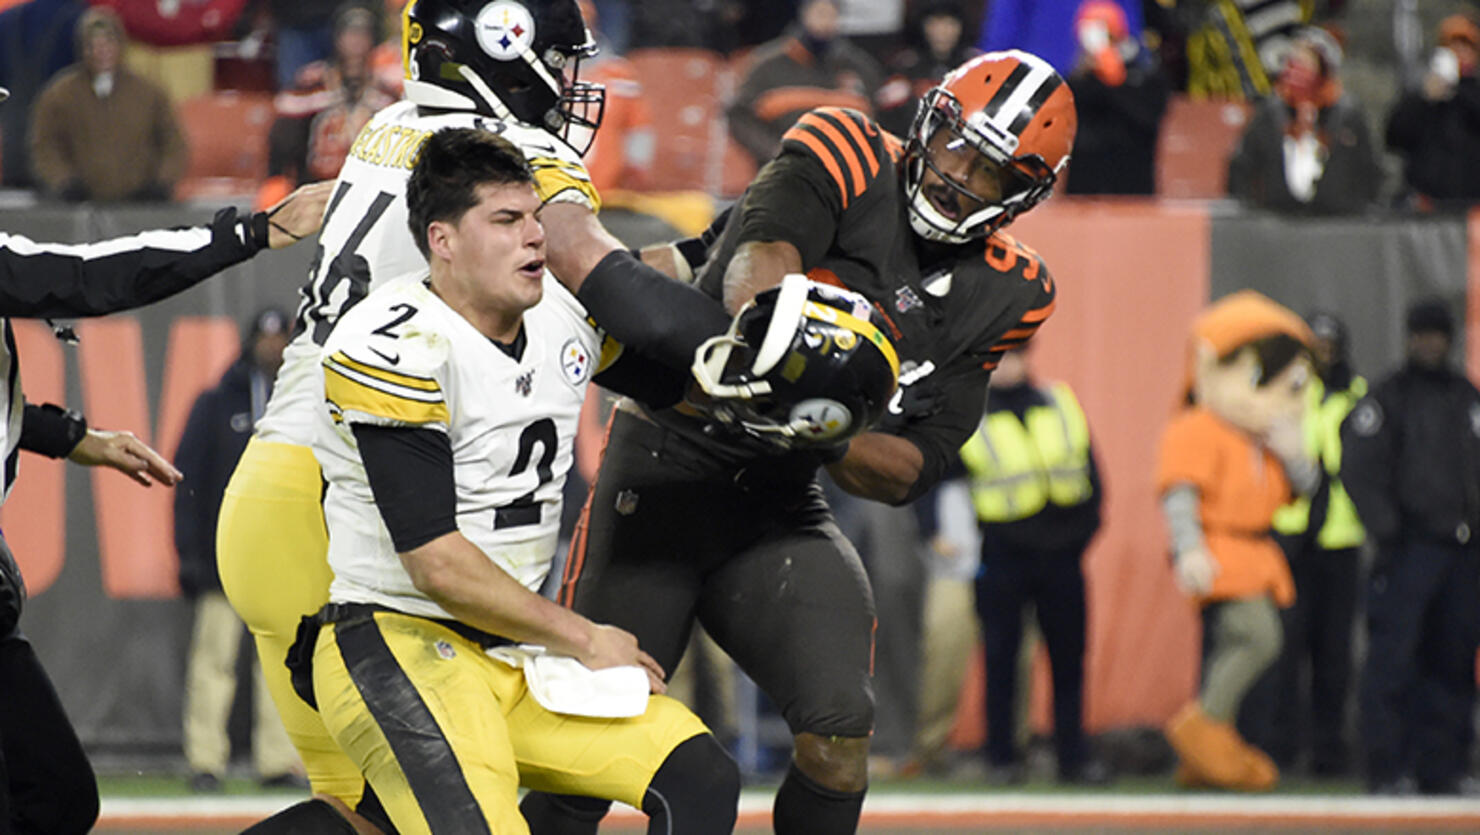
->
[524,141,559,156]
[369,346,400,365]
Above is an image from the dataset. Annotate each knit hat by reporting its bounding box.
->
[1405,298,1454,337]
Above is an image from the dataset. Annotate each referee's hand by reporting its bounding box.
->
[264,180,334,249]
[67,429,182,487]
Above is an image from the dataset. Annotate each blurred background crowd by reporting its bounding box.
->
[5,0,1480,803]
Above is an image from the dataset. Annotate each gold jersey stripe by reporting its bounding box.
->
[597,334,623,373]
[328,351,441,392]
[530,162,601,212]
[325,364,450,426]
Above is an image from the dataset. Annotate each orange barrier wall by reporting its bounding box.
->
[950,199,1212,742]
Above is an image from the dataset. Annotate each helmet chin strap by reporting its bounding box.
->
[457,64,513,121]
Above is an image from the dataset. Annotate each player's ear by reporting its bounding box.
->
[426,219,455,263]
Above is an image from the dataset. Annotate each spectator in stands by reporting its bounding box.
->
[1240,311,1366,777]
[1343,298,1480,795]
[1064,0,1169,195]
[727,0,884,166]
[977,0,1142,76]
[256,2,394,208]
[876,1,979,136]
[28,6,187,202]
[1186,0,1312,100]
[0,1,87,190]
[368,0,405,98]
[176,308,306,794]
[1386,13,1480,210]
[1227,26,1379,214]
[577,0,654,193]
[269,0,339,91]
[960,346,1110,786]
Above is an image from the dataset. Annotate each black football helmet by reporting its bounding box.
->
[402,0,604,154]
[692,275,900,447]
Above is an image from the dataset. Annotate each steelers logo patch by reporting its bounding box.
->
[561,337,591,386]
[475,1,536,61]
[790,397,852,441]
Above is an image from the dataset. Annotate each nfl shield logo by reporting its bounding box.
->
[614,489,639,516]
[514,370,534,397]
[435,640,456,660]
[895,286,923,313]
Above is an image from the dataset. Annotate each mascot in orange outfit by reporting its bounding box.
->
[1156,290,1316,791]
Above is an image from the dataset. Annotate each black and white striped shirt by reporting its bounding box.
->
[0,207,268,500]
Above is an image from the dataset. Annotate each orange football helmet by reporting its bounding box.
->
[905,50,1077,243]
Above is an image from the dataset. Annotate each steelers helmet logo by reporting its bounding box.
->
[790,398,852,441]
[475,1,537,61]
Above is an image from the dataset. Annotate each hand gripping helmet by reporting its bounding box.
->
[692,275,900,447]
[402,0,604,154]
[905,50,1076,244]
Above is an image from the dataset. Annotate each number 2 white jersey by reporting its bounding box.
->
[316,273,606,619]
[256,99,600,446]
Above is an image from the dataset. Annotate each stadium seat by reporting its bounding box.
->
[1155,95,1251,199]
[626,48,727,193]
[175,91,274,202]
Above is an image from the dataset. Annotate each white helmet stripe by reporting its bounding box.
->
[982,50,1058,140]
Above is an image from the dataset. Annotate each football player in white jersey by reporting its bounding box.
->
[213,2,731,831]
[278,126,736,835]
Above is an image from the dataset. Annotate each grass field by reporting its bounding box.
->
[93,773,1480,833]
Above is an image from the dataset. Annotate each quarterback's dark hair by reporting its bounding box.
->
[405,127,535,259]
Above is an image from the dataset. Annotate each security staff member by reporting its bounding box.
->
[1243,311,1366,775]
[1342,298,1480,796]
[0,106,328,831]
[960,347,1108,785]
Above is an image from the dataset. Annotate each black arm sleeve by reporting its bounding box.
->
[19,402,87,458]
[352,425,459,554]
[0,207,268,319]
[592,350,689,408]
[894,370,988,505]
[577,250,731,371]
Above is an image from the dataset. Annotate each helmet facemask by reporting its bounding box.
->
[692,275,899,448]
[904,86,1060,244]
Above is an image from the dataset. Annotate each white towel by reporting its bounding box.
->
[487,644,650,718]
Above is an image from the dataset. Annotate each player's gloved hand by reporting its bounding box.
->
[580,623,668,695]
[874,382,944,434]
[1172,546,1219,597]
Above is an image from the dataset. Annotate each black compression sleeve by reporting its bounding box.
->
[894,372,987,505]
[19,402,87,458]
[352,425,458,553]
[577,250,730,371]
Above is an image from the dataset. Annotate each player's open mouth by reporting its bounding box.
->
[519,258,545,278]
[926,186,962,220]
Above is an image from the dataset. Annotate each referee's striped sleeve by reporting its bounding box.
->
[324,350,449,429]
[0,207,266,318]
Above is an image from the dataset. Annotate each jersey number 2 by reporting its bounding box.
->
[495,418,557,530]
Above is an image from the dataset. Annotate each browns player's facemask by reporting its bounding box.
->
[402,0,605,155]
[905,50,1076,244]
[691,275,899,448]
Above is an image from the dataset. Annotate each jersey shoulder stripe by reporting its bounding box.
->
[781,107,892,209]
[324,351,450,428]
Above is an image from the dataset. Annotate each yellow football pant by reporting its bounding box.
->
[313,610,710,835]
[217,438,364,805]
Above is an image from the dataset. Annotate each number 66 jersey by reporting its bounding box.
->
[315,273,604,618]
[256,99,600,449]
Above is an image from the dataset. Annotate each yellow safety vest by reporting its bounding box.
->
[959,382,1093,523]
[1271,376,1367,548]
